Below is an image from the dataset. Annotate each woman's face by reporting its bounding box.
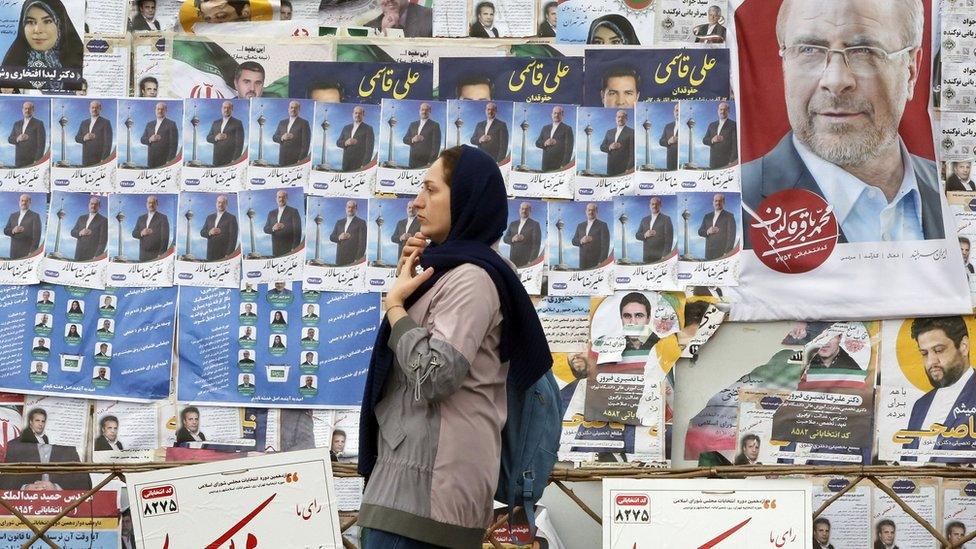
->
[414,159,452,244]
[591,24,623,45]
[24,6,58,53]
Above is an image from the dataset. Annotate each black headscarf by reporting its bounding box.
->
[1,0,83,88]
[358,145,553,477]
[587,14,641,45]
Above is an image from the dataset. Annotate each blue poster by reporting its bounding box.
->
[287,61,433,104]
[177,283,378,408]
[0,284,176,401]
[583,49,731,106]
[438,56,583,104]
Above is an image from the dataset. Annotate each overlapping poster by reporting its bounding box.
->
[655,1,728,45]
[287,61,433,104]
[499,198,546,294]
[547,199,613,296]
[307,101,380,198]
[872,477,939,549]
[176,0,279,33]
[675,175,741,287]
[92,400,161,462]
[574,106,634,200]
[509,102,576,199]
[237,186,305,284]
[634,101,681,195]
[0,191,47,285]
[178,283,378,408]
[729,0,970,320]
[174,191,242,288]
[40,191,109,289]
[106,192,176,287]
[182,98,249,192]
[303,196,368,293]
[50,98,117,192]
[811,477,873,549]
[377,98,446,195]
[0,491,118,548]
[247,98,314,189]
[0,96,50,192]
[366,196,413,292]
[0,0,85,92]
[942,479,976,548]
[0,284,175,401]
[446,99,512,181]
[555,0,654,46]
[614,195,680,291]
[582,49,731,107]
[82,36,131,98]
[438,56,583,103]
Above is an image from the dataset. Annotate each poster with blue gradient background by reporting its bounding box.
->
[446,100,513,160]
[236,186,305,259]
[547,200,614,270]
[287,61,433,104]
[0,96,49,167]
[305,196,368,267]
[117,99,182,169]
[679,100,737,170]
[675,191,742,261]
[0,284,175,401]
[511,102,576,173]
[0,190,47,260]
[248,98,315,167]
[367,196,413,268]
[177,191,239,261]
[575,106,627,176]
[311,102,380,170]
[635,101,678,171]
[378,99,447,169]
[43,191,108,262]
[51,98,116,168]
[108,193,176,262]
[177,283,379,408]
[182,98,249,167]
[583,49,731,106]
[438,56,583,104]
[499,198,547,265]
[614,194,678,264]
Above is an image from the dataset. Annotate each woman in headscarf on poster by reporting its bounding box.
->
[0,0,83,92]
[586,14,640,46]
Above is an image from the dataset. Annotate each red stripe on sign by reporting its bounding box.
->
[698,517,751,549]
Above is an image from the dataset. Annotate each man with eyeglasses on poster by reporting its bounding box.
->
[741,0,944,245]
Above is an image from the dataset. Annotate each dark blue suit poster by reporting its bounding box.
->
[583,49,730,106]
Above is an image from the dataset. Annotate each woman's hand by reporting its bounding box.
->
[386,249,434,311]
[398,231,429,271]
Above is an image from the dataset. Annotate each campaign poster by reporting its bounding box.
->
[129,0,182,32]
[872,477,939,549]
[499,198,546,294]
[178,283,378,408]
[182,98,249,192]
[583,48,731,106]
[634,101,681,196]
[949,194,976,305]
[656,0,728,45]
[176,0,278,33]
[810,477,873,549]
[555,0,654,46]
[509,102,576,199]
[0,491,118,548]
[174,191,242,288]
[878,316,976,464]
[132,32,168,101]
[106,192,176,287]
[303,196,368,293]
[92,400,160,463]
[0,191,47,285]
[446,99,513,180]
[675,172,741,287]
[0,0,85,92]
[40,191,109,289]
[308,101,380,198]
[438,56,583,104]
[317,0,388,28]
[547,199,613,296]
[128,449,342,548]
[0,96,50,192]
[87,0,128,37]
[50,97,117,192]
[83,36,131,98]
[614,194,680,291]
[457,0,535,38]
[939,112,976,166]
[574,106,635,200]
[678,99,738,171]
[237,186,304,285]
[168,35,333,99]
[366,196,414,292]
[603,479,812,548]
[376,98,446,195]
[537,296,590,354]
[287,61,433,104]
[0,284,175,401]
[247,97,314,189]
[729,0,971,320]
[942,479,976,549]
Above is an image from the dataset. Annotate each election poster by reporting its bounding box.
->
[307,101,380,198]
[614,195,680,291]
[810,477,873,549]
[0,96,50,192]
[872,477,940,549]
[574,106,634,200]
[0,491,119,548]
[499,198,546,294]
[366,196,413,292]
[287,61,434,104]
[509,102,576,199]
[114,99,182,194]
[40,191,109,289]
[547,199,613,296]
[634,101,681,196]
[177,283,378,408]
[92,400,161,462]
[82,36,131,99]
[438,55,583,104]
[603,478,812,549]
[0,284,176,401]
[50,98,117,193]
[675,173,741,287]
[176,0,279,33]
[0,191,47,285]
[555,0,655,47]
[106,192,176,288]
[131,32,168,101]
[174,191,242,288]
[128,449,343,549]
[656,0,729,45]
[181,98,250,192]
[237,186,305,285]
[447,99,513,181]
[0,0,85,92]
[377,98,446,195]
[304,196,368,293]
[728,0,971,321]
[247,98,314,189]
[942,479,976,549]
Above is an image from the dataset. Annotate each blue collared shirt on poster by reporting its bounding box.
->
[793,135,923,243]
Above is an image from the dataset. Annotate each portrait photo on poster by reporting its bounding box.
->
[0,0,85,92]
[182,98,249,192]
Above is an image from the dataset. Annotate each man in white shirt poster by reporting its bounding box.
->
[329,199,367,266]
[3,193,41,260]
[470,101,508,163]
[69,195,108,261]
[272,100,311,167]
[263,189,302,257]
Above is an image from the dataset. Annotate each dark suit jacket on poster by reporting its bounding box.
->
[636,213,674,263]
[70,212,108,261]
[392,217,421,257]
[330,215,367,266]
[140,117,179,169]
[873,542,898,549]
[174,427,206,445]
[7,117,45,168]
[94,436,123,451]
[272,117,311,167]
[702,119,737,169]
[813,540,834,549]
[131,211,170,261]
[697,210,736,260]
[74,117,113,167]
[537,21,556,37]
[503,217,541,267]
[130,14,160,31]
[693,23,726,42]
[600,125,635,176]
[206,116,245,167]
[3,208,41,259]
[659,121,679,170]
[364,3,433,37]
[535,123,574,172]
[403,119,441,169]
[903,372,976,462]
[0,441,91,490]
[337,122,375,171]
[947,174,976,192]
[471,119,509,163]
[469,24,499,38]
[741,133,945,248]
[264,205,302,257]
[571,219,610,269]
[200,211,238,261]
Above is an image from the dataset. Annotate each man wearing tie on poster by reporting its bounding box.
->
[337,106,375,171]
[503,202,541,268]
[7,101,44,168]
[131,195,169,262]
[141,102,178,169]
[3,193,41,260]
[698,194,736,260]
[600,109,634,176]
[702,102,737,169]
[273,101,311,167]
[659,103,679,171]
[572,203,610,269]
[70,196,108,261]
[403,102,441,169]
[263,190,302,257]
[636,197,674,263]
[471,102,508,163]
[535,105,574,171]
[392,203,420,257]
[201,194,238,261]
[75,101,112,167]
[206,101,244,167]
[330,200,367,266]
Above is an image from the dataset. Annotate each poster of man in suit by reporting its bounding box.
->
[182,98,248,192]
[51,98,117,191]
[366,196,415,292]
[613,195,681,290]
[377,99,446,194]
[239,186,305,284]
[308,102,380,199]
[108,193,176,287]
[40,192,109,289]
[547,200,614,295]
[174,192,241,288]
[509,102,577,199]
[130,100,181,170]
[304,196,368,292]
[500,199,547,294]
[675,190,741,287]
[678,100,737,170]
[1,192,45,261]
[575,106,634,199]
[5,100,47,169]
[248,98,314,188]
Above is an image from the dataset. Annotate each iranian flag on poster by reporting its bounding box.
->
[0,394,24,462]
